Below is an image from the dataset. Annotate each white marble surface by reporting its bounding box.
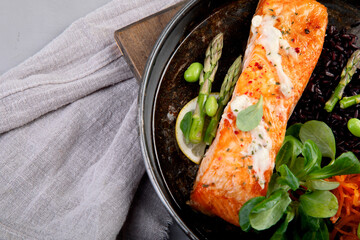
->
[0,0,188,239]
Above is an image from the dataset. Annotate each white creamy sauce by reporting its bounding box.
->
[230,95,253,115]
[230,95,272,189]
[242,16,262,69]
[252,15,263,28]
[243,121,272,189]
[246,15,296,98]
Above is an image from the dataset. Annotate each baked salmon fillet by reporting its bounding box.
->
[189,0,328,226]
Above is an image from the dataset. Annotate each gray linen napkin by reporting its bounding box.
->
[0,0,182,239]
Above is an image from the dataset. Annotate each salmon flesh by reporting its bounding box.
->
[189,0,328,226]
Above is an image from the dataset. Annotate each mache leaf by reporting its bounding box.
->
[285,123,303,139]
[316,220,330,240]
[275,136,302,171]
[180,111,193,144]
[236,95,263,132]
[289,157,306,177]
[299,190,338,218]
[299,120,336,160]
[302,140,322,176]
[306,152,360,180]
[302,219,329,240]
[277,165,299,191]
[306,179,340,191]
[250,189,291,230]
[239,196,265,232]
[270,205,295,240]
[294,140,322,180]
[299,204,320,232]
[275,141,293,171]
[266,173,290,197]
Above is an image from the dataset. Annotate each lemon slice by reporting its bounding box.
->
[175,93,219,164]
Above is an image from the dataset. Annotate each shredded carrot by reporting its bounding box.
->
[329,174,360,240]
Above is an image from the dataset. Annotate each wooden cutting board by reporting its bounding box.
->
[114,1,186,81]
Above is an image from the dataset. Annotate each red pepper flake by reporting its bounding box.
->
[295,47,300,53]
[234,130,239,135]
[254,62,263,70]
[249,92,253,96]
[256,88,260,92]
[276,96,281,99]
[248,81,253,84]
[244,91,249,94]
[228,111,236,119]
[291,38,295,42]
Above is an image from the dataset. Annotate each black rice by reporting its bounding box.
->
[288,26,360,158]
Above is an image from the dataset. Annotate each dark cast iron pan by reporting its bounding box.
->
[139,0,360,239]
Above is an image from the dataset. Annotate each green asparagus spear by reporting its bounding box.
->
[188,33,224,144]
[324,50,360,112]
[340,95,360,109]
[204,55,243,145]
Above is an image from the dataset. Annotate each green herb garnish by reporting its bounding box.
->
[249,189,292,230]
[299,190,338,218]
[236,95,263,132]
[180,111,193,144]
[239,197,265,232]
[299,120,336,160]
[239,120,360,239]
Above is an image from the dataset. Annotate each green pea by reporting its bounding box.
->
[205,96,218,117]
[184,62,203,82]
[348,118,360,137]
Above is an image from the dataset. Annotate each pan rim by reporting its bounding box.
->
[138,0,200,239]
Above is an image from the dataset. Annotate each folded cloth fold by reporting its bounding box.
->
[0,0,182,239]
